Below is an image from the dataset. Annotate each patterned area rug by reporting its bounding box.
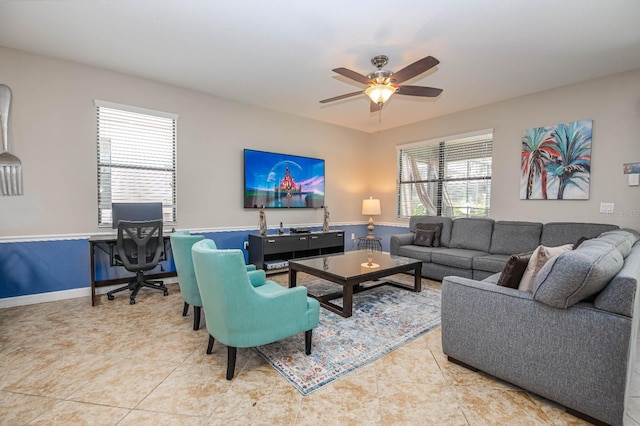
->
[255,279,441,395]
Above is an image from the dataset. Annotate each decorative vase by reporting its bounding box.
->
[322,206,330,232]
[259,207,267,236]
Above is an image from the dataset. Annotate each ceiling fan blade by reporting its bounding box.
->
[370,101,381,112]
[395,85,443,97]
[390,56,439,84]
[332,67,372,85]
[319,90,363,103]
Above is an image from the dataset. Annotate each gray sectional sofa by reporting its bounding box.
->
[390,216,619,280]
[391,217,640,425]
[441,228,640,426]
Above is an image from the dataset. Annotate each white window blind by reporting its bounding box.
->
[397,130,493,218]
[96,101,177,227]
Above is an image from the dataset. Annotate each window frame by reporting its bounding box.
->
[95,100,178,227]
[396,129,493,219]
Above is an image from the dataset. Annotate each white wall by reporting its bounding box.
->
[0,47,370,237]
[369,68,640,230]
[2,45,639,238]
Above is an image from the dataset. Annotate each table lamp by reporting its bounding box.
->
[362,197,381,238]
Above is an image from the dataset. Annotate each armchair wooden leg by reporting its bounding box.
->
[193,306,201,331]
[226,346,237,380]
[182,302,189,316]
[305,329,313,355]
[206,334,215,354]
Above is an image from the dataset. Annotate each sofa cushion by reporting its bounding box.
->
[532,239,624,309]
[398,245,433,263]
[518,244,573,292]
[415,223,443,247]
[497,252,533,289]
[409,216,453,247]
[594,244,640,317]
[431,248,489,269]
[482,272,501,284]
[489,221,542,255]
[473,254,510,273]
[540,222,618,247]
[449,218,494,252]
[596,229,639,258]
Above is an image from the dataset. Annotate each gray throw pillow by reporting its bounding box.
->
[415,223,443,247]
[533,239,624,308]
[573,236,590,249]
[414,229,435,247]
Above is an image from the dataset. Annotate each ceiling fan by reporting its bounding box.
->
[319,54,443,112]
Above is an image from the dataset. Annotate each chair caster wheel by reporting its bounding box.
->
[130,299,135,305]
[164,291,169,296]
[107,294,114,300]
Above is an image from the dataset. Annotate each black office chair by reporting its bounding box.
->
[107,220,169,304]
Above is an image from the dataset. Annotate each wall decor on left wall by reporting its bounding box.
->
[0,84,23,196]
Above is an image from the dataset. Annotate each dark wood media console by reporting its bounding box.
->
[248,231,345,273]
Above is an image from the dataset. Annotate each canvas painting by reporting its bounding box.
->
[520,119,592,200]
[624,162,640,174]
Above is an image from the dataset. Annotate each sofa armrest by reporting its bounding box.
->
[441,275,632,425]
[390,233,415,255]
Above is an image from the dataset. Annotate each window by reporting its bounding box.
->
[96,100,177,227]
[397,130,493,218]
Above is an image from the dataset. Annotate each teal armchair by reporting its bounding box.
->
[170,231,205,330]
[170,231,257,330]
[191,239,320,380]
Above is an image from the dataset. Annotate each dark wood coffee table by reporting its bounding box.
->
[288,250,422,318]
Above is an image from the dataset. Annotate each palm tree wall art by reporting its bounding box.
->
[520,119,592,200]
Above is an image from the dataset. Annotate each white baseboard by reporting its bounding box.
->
[0,277,179,309]
[0,287,90,309]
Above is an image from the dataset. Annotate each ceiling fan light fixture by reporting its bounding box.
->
[365,84,395,105]
[319,55,442,113]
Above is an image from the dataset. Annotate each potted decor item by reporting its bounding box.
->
[259,207,267,236]
[323,206,330,232]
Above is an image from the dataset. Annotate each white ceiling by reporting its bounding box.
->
[1,0,640,133]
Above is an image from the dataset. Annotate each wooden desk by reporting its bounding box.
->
[89,233,175,306]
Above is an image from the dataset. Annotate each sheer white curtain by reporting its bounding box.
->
[396,129,493,218]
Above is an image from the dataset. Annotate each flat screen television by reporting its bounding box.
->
[111,202,163,228]
[244,149,325,208]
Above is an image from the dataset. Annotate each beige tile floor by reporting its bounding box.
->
[1,274,640,425]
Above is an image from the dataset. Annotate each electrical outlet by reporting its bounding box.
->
[599,203,614,214]
[243,241,249,249]
[351,233,355,240]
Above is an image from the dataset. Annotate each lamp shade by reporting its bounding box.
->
[362,197,381,216]
[365,84,395,104]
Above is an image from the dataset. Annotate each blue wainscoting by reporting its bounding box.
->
[1,224,387,303]
[0,239,90,299]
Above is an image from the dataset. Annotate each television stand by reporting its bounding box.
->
[248,231,344,273]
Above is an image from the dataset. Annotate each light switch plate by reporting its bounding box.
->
[600,203,614,214]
